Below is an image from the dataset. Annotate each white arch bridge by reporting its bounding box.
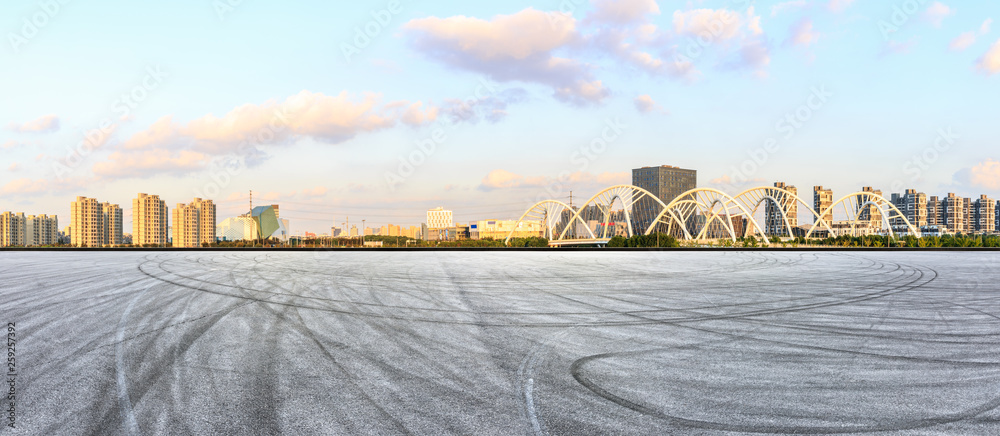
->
[505,185,920,246]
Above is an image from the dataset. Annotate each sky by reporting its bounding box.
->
[1,0,999,234]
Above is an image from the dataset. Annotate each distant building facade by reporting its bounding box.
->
[0,212,26,246]
[975,195,995,234]
[26,215,59,246]
[102,203,124,246]
[632,165,697,233]
[765,182,798,236]
[71,196,104,247]
[426,207,454,229]
[813,186,833,225]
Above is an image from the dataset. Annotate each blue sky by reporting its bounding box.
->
[2,0,999,233]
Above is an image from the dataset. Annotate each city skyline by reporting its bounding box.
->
[2,1,1000,234]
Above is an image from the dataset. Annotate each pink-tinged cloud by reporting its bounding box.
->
[633,94,666,114]
[788,18,819,47]
[404,9,609,106]
[951,31,977,51]
[977,39,1000,74]
[923,2,954,28]
[93,149,211,179]
[0,177,89,197]
[98,91,438,179]
[970,159,1000,189]
[8,163,21,172]
[951,19,994,52]
[2,140,20,149]
[673,9,747,40]
[8,115,60,133]
[300,186,328,198]
[828,0,855,13]
[587,0,660,25]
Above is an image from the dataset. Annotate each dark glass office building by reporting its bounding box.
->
[632,165,697,233]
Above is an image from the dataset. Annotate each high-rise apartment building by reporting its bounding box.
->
[765,182,798,235]
[891,189,928,229]
[26,215,58,246]
[975,195,995,234]
[632,165,697,232]
[172,203,201,248]
[857,187,883,229]
[71,196,105,247]
[927,196,941,227]
[426,207,454,229]
[813,186,833,224]
[133,193,169,246]
[102,202,123,246]
[942,193,964,234]
[962,197,973,234]
[193,198,216,245]
[0,212,26,247]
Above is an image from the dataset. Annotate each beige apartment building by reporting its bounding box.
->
[193,198,216,245]
[813,186,833,224]
[102,203,124,246]
[857,187,883,229]
[26,215,59,246]
[0,212,26,246]
[172,203,201,248]
[133,193,169,246]
[71,196,105,247]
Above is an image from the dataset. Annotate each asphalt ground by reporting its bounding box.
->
[2,251,999,435]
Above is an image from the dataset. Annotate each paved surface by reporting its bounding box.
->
[2,251,1000,435]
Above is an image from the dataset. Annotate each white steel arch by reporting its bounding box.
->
[557,185,669,240]
[504,200,591,246]
[806,192,920,238]
[649,188,765,242]
[732,187,835,238]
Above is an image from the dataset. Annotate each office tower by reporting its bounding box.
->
[765,182,798,235]
[975,195,995,233]
[632,165,697,232]
[813,186,833,224]
[133,193,169,246]
[0,212,26,247]
[71,196,104,247]
[102,202,123,246]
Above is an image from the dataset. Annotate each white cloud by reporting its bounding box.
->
[8,163,21,172]
[404,9,609,106]
[970,159,1000,189]
[7,115,60,133]
[982,18,994,35]
[923,2,954,28]
[587,0,660,25]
